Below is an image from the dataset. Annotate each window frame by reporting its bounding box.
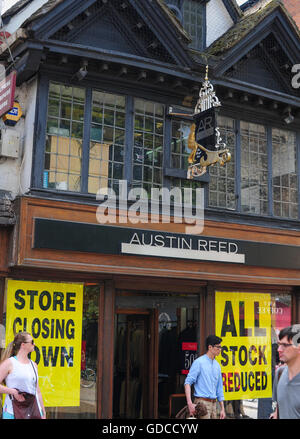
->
[207,113,300,222]
[33,76,300,225]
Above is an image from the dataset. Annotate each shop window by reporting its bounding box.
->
[208,116,236,210]
[132,99,164,195]
[46,284,99,419]
[218,292,292,420]
[272,129,298,219]
[240,121,268,215]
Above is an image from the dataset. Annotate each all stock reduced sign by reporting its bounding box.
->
[5,280,83,407]
[215,292,272,400]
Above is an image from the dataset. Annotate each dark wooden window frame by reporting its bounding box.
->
[32,75,300,226]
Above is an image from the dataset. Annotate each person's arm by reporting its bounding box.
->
[219,400,226,419]
[34,362,46,419]
[0,359,25,402]
[216,368,226,419]
[36,382,46,419]
[269,406,278,419]
[184,383,196,416]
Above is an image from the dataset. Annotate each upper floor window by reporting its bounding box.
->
[163,0,204,50]
[40,81,300,222]
[209,116,299,220]
[45,82,85,192]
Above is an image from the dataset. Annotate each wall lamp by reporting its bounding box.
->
[283,106,294,124]
[74,60,88,81]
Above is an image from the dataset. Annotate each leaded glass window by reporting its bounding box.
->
[208,116,236,210]
[171,120,192,170]
[272,129,298,219]
[88,91,125,195]
[44,82,85,192]
[133,99,164,195]
[241,121,268,215]
[182,0,203,50]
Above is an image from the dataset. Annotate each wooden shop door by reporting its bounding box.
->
[113,310,158,419]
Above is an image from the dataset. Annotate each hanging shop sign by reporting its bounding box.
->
[33,219,300,270]
[215,292,272,400]
[2,101,22,126]
[5,279,84,407]
[187,66,231,179]
[0,71,16,118]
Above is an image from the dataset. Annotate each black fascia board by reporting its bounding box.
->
[214,76,300,108]
[28,0,97,39]
[214,9,300,77]
[39,39,199,81]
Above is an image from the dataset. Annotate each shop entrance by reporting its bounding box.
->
[113,311,155,418]
[114,291,200,419]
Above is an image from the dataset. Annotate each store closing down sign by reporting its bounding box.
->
[5,280,83,407]
[215,292,272,400]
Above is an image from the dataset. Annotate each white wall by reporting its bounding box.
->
[0,78,37,198]
[3,0,48,35]
[206,0,234,48]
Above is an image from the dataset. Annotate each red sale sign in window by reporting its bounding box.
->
[181,342,198,375]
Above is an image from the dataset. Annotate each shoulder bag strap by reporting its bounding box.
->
[30,360,38,394]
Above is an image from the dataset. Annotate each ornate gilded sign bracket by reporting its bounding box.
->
[187,66,231,179]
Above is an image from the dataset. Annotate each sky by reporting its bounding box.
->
[1,0,18,14]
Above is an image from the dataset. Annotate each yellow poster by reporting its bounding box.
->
[215,291,272,400]
[5,280,84,407]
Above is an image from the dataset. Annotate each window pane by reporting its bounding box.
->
[272,129,298,219]
[43,82,84,192]
[171,121,191,171]
[208,116,236,210]
[183,0,203,50]
[132,99,164,195]
[240,121,268,215]
[88,91,125,195]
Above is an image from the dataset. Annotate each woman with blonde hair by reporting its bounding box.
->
[0,331,46,419]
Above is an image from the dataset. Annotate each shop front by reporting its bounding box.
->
[1,195,300,419]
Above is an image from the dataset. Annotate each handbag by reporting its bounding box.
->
[11,361,42,419]
[175,401,208,419]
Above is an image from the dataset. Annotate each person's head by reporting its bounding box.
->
[277,325,300,365]
[205,334,222,358]
[0,331,35,363]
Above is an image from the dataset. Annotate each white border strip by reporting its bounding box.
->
[121,243,245,264]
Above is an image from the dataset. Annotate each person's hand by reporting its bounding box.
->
[269,411,277,419]
[219,408,226,419]
[41,410,47,419]
[188,402,196,416]
[10,389,25,402]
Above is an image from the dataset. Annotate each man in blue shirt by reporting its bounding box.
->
[184,334,225,419]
